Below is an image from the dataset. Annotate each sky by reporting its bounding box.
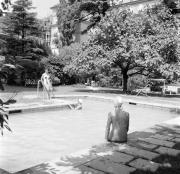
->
[11,0,59,19]
[32,0,59,18]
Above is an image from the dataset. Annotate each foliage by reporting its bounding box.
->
[1,0,51,58]
[63,42,111,79]
[0,93,16,135]
[97,68,123,87]
[57,1,80,46]
[0,0,11,16]
[63,4,179,92]
[57,0,109,46]
[163,0,178,10]
[127,75,148,91]
[0,0,51,83]
[41,46,78,85]
[1,0,43,56]
[0,107,11,135]
[0,92,18,135]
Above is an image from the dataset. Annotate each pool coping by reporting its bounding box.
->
[53,94,180,111]
[4,94,180,115]
[4,99,79,114]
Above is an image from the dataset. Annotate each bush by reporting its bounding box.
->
[128,75,148,91]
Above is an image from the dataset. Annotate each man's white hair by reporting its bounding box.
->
[114,97,123,106]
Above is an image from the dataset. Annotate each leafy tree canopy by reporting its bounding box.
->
[163,0,178,10]
[0,0,11,16]
[63,4,180,92]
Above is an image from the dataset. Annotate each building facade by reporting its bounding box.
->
[41,16,52,47]
[49,4,60,55]
[112,0,160,12]
[41,4,60,55]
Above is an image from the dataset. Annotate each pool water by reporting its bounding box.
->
[0,99,178,172]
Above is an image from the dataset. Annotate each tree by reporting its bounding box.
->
[0,0,11,16]
[0,0,51,84]
[0,105,11,135]
[57,0,109,46]
[63,42,111,81]
[64,5,179,92]
[163,0,177,10]
[2,0,41,56]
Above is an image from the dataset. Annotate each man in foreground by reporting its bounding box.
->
[105,97,129,143]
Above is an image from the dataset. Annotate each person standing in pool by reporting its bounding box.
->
[105,97,129,143]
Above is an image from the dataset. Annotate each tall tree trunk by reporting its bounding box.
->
[122,71,128,92]
[22,29,25,54]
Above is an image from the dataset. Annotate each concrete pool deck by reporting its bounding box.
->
[1,117,179,174]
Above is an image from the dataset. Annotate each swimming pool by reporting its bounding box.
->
[0,98,178,173]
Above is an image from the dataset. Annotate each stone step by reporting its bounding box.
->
[63,165,105,174]
[158,131,180,138]
[129,158,160,172]
[85,158,135,174]
[172,138,180,143]
[150,134,174,141]
[0,169,10,174]
[103,151,134,164]
[128,141,158,151]
[155,146,180,156]
[116,145,159,160]
[139,137,175,148]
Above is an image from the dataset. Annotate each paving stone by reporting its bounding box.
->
[14,168,41,174]
[172,130,180,134]
[150,134,174,141]
[139,137,175,148]
[129,158,160,172]
[104,151,134,164]
[85,158,135,174]
[173,133,180,138]
[0,169,10,174]
[155,125,176,133]
[15,163,67,174]
[161,126,180,134]
[155,146,180,156]
[129,141,158,150]
[158,131,180,139]
[62,165,105,174]
[90,143,118,156]
[116,145,159,160]
[172,138,180,143]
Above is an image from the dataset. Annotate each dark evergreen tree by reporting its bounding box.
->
[2,0,50,59]
[1,0,51,83]
[163,0,179,13]
[2,0,39,56]
[57,0,109,46]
